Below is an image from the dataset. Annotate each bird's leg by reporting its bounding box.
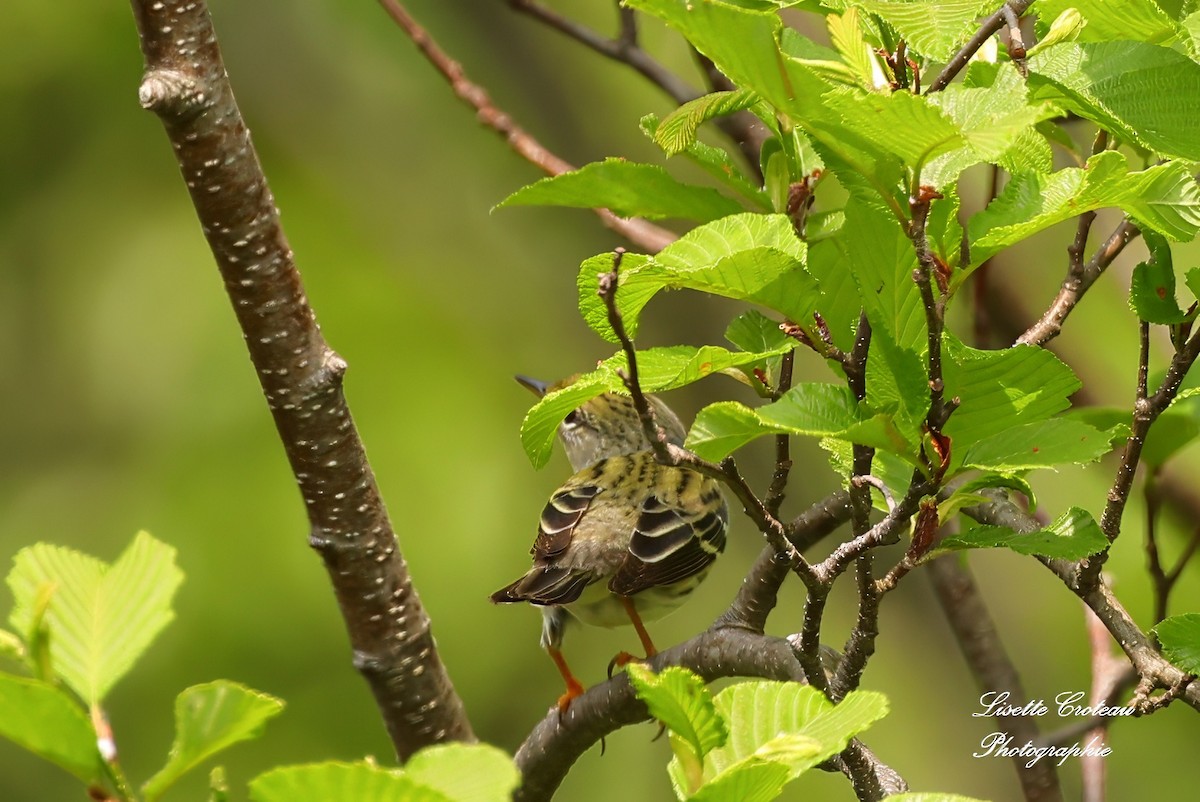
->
[607,596,658,678]
[547,645,585,715]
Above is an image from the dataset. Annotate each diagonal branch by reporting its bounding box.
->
[381,0,677,253]
[128,0,474,757]
[927,0,1036,93]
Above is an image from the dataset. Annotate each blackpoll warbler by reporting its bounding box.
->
[491,376,728,712]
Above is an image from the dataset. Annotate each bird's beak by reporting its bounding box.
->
[515,375,549,398]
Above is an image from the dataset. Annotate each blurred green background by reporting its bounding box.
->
[2,2,1197,800]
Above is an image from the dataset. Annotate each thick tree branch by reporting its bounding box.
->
[128,0,473,756]
[380,0,676,253]
[927,556,1063,802]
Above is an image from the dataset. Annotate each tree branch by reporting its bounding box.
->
[964,493,1200,712]
[927,1,1036,93]
[128,0,473,757]
[927,556,1063,802]
[380,0,676,253]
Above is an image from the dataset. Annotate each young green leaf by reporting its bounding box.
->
[705,683,887,781]
[143,681,285,801]
[1070,406,1192,468]
[939,473,1038,519]
[1035,0,1178,46]
[856,0,996,61]
[938,506,1107,559]
[685,739,814,802]
[941,338,1082,451]
[627,663,728,795]
[578,213,815,343]
[827,8,880,89]
[7,531,183,704]
[641,115,771,210]
[404,744,520,802]
[1153,613,1200,673]
[249,762,450,802]
[654,90,759,155]
[0,674,105,785]
[496,158,744,222]
[521,344,793,468]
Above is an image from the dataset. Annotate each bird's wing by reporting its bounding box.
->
[608,471,727,597]
[489,472,607,606]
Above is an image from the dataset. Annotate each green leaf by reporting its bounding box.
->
[496,158,744,222]
[702,684,887,783]
[725,310,791,392]
[1068,406,1200,467]
[143,681,285,801]
[1028,41,1200,160]
[1153,613,1200,673]
[404,744,520,802]
[939,506,1107,559]
[7,531,183,703]
[856,0,996,61]
[865,322,928,442]
[687,402,779,461]
[0,628,23,662]
[654,90,760,155]
[967,151,1200,269]
[1130,231,1196,324]
[941,338,1082,453]
[840,201,924,351]
[960,418,1116,473]
[249,762,450,802]
[686,757,793,802]
[1035,0,1179,46]
[924,64,1059,189]
[628,664,727,796]
[0,674,105,785]
[641,115,771,211]
[578,213,815,342]
[827,8,879,89]
[687,383,912,462]
[522,344,793,468]
[939,473,1037,519]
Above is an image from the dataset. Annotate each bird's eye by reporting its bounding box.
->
[562,410,582,428]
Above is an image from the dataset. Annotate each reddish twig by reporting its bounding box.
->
[379,0,676,252]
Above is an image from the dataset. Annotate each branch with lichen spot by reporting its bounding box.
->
[128,0,473,758]
[379,0,676,253]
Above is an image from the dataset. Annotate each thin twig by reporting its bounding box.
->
[1017,219,1140,347]
[380,0,676,252]
[765,350,795,517]
[508,0,697,103]
[964,493,1200,712]
[596,255,819,583]
[927,0,1036,93]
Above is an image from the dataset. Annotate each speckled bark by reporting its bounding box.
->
[128,0,473,755]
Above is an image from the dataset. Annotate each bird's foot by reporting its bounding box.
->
[606,650,646,679]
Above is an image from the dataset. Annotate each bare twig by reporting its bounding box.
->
[927,0,1036,93]
[1080,605,1128,802]
[508,0,697,104]
[1017,219,1140,347]
[129,0,474,756]
[380,0,676,253]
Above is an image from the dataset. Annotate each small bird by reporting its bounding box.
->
[492,376,728,713]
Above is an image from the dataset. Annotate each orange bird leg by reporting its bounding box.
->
[608,596,658,678]
[548,645,585,714]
